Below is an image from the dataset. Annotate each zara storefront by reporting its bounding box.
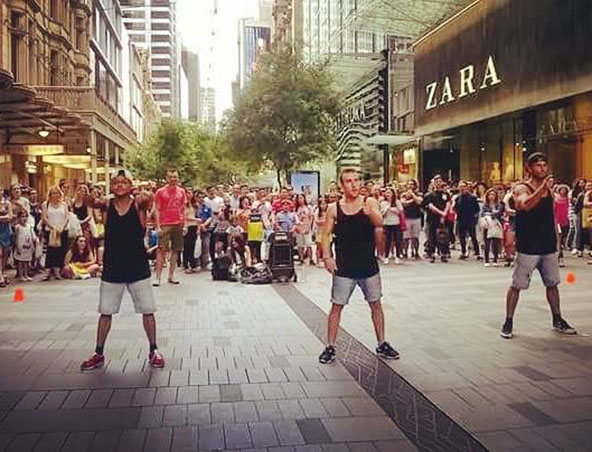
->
[414,0,592,187]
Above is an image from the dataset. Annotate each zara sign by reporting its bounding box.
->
[425,55,502,110]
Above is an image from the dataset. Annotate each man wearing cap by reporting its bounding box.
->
[81,169,165,370]
[501,152,576,339]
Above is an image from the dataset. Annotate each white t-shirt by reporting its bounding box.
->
[205,196,224,214]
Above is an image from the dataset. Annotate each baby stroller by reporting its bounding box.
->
[268,231,297,282]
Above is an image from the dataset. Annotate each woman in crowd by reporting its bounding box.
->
[573,180,591,257]
[401,179,423,259]
[42,186,69,280]
[480,188,504,267]
[72,184,95,251]
[13,210,37,282]
[502,182,517,267]
[570,179,587,256]
[0,194,12,287]
[183,188,199,273]
[381,188,404,264]
[554,184,571,267]
[294,194,314,265]
[229,232,252,269]
[313,197,329,267]
[235,196,251,243]
[90,186,106,264]
[583,182,592,264]
[63,235,100,279]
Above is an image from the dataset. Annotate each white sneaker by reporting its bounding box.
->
[394,257,401,265]
[492,262,500,267]
[484,263,492,267]
[382,258,389,264]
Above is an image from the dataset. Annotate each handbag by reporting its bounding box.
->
[582,207,592,229]
[486,218,504,239]
[193,234,202,259]
[67,213,82,238]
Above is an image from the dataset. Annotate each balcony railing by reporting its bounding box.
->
[33,86,137,146]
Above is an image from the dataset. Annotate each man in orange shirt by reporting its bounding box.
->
[154,169,187,286]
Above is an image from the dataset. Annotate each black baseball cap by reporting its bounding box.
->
[526,152,548,166]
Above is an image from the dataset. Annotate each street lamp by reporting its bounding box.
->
[38,128,50,138]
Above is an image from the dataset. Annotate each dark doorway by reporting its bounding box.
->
[422,148,460,188]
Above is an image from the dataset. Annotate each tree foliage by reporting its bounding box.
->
[125,120,248,185]
[221,44,341,184]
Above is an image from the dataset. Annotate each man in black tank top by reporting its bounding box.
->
[501,153,576,339]
[80,169,165,371]
[318,168,400,364]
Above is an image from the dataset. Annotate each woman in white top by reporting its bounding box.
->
[42,186,69,280]
[380,188,404,264]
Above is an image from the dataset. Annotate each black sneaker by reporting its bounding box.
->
[459,254,468,260]
[429,256,436,263]
[553,319,577,335]
[376,342,400,359]
[319,345,336,364]
[500,321,514,339]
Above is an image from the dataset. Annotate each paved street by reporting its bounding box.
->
[0,255,591,451]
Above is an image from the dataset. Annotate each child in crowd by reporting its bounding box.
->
[13,210,37,281]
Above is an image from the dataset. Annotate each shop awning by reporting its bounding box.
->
[365,134,416,146]
[0,69,87,140]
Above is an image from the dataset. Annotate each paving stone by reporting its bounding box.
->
[189,370,209,386]
[301,382,364,399]
[247,369,268,384]
[233,402,259,422]
[163,404,188,427]
[84,390,113,409]
[299,399,329,418]
[240,384,264,401]
[187,404,211,425]
[478,431,524,450]
[340,398,384,417]
[273,420,305,446]
[59,432,95,452]
[220,384,243,403]
[131,388,155,407]
[169,370,190,387]
[249,421,279,448]
[283,368,307,382]
[88,430,121,452]
[321,417,402,442]
[6,433,41,452]
[261,383,286,400]
[144,427,173,452]
[277,400,305,420]
[14,392,46,411]
[319,399,350,418]
[198,423,225,450]
[211,403,234,423]
[177,386,200,404]
[295,419,332,444]
[255,400,283,421]
[154,387,178,405]
[346,442,378,452]
[228,369,249,384]
[199,386,220,404]
[108,389,134,408]
[373,440,417,452]
[509,402,559,426]
[170,426,198,452]
[224,423,253,449]
[507,428,559,451]
[116,429,146,452]
[31,432,68,452]
[265,369,288,383]
[137,405,164,428]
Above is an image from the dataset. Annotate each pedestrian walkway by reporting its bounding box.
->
[0,274,417,451]
[296,256,592,451]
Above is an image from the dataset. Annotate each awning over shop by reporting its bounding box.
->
[365,134,416,146]
[0,69,87,140]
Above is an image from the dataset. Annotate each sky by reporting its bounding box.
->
[179,0,260,121]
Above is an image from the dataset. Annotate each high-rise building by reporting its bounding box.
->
[238,19,271,89]
[181,49,201,123]
[121,0,181,118]
[200,88,216,132]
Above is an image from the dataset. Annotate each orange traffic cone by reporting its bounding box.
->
[13,288,24,303]
[566,271,575,285]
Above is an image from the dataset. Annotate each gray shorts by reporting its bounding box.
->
[511,252,560,290]
[403,218,421,239]
[98,278,157,315]
[331,273,382,305]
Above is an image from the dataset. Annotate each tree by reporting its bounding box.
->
[125,120,249,185]
[222,44,341,185]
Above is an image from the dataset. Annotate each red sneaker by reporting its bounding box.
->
[80,354,105,371]
[149,350,165,368]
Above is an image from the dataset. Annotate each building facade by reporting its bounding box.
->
[0,0,142,194]
[181,48,200,123]
[200,87,216,132]
[414,0,592,186]
[238,19,271,90]
[121,0,180,118]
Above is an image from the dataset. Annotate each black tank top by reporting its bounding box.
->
[73,204,87,222]
[102,199,151,283]
[334,201,379,279]
[515,183,557,255]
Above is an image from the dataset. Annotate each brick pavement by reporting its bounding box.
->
[0,271,417,452]
[295,255,592,451]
